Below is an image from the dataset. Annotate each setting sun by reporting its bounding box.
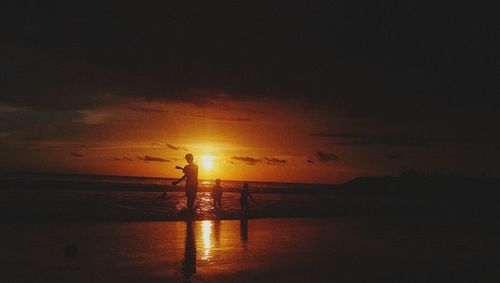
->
[201,155,214,170]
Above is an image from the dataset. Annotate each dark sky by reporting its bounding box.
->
[0,1,498,182]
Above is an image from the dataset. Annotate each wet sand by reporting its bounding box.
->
[1,217,498,282]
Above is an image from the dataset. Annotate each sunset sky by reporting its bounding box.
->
[1,2,498,184]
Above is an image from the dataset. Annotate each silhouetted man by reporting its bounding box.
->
[173,153,199,211]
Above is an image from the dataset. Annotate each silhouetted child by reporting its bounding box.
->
[212,178,223,210]
[240,183,256,214]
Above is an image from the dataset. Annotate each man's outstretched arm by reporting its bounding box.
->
[248,191,257,203]
[172,175,186,186]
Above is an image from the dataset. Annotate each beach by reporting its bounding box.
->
[1,217,499,283]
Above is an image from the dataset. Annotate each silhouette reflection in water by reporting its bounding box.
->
[240,217,248,241]
[182,220,196,282]
[213,220,221,245]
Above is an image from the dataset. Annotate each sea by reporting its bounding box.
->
[1,172,499,282]
[0,171,340,222]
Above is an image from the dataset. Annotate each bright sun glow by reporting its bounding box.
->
[201,155,214,170]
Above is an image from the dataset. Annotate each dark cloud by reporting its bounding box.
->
[0,1,496,125]
[127,107,166,113]
[264,157,287,165]
[0,108,86,133]
[312,131,500,147]
[231,156,261,165]
[311,132,365,138]
[112,157,133,161]
[327,135,426,146]
[190,114,253,122]
[313,151,339,163]
[387,153,405,159]
[0,45,122,111]
[166,144,189,151]
[70,152,83,157]
[137,155,170,162]
[231,156,286,165]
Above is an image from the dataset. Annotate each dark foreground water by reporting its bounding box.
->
[1,218,498,283]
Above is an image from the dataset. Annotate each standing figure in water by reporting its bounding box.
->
[240,183,256,215]
[173,153,199,212]
[212,178,223,210]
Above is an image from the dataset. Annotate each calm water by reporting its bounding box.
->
[0,171,332,191]
[1,172,341,221]
[1,218,498,282]
[1,172,495,222]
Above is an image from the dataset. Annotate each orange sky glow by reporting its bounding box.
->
[0,98,390,184]
[2,95,495,184]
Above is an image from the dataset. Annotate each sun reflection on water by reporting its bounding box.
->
[201,220,213,261]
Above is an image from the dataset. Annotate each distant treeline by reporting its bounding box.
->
[398,168,494,178]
